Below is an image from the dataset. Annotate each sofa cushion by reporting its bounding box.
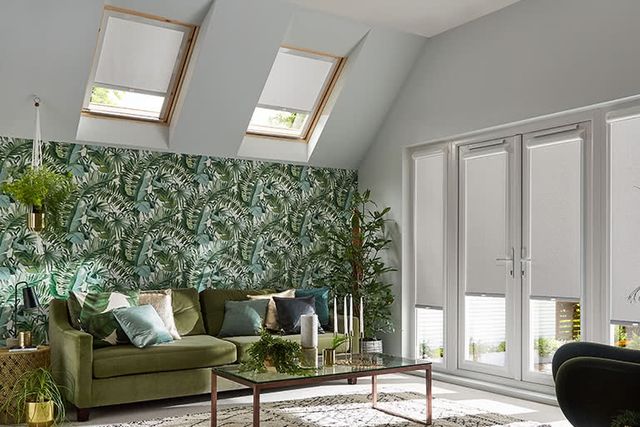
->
[224,332,348,363]
[218,299,270,337]
[172,288,206,336]
[113,305,173,348]
[93,335,236,379]
[200,288,273,336]
[295,288,330,328]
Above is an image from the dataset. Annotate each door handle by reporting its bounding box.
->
[520,258,531,276]
[496,248,515,277]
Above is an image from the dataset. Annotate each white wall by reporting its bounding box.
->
[359,0,640,355]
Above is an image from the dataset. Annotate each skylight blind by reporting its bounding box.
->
[523,128,584,301]
[413,149,446,308]
[94,16,184,94]
[610,116,640,323]
[257,49,335,112]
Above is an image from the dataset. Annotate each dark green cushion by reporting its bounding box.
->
[114,305,173,348]
[296,288,330,328]
[172,288,205,336]
[92,335,237,379]
[273,296,324,335]
[72,291,139,347]
[200,288,273,336]
[218,299,270,337]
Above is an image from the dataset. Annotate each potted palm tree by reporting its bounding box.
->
[1,367,66,426]
[325,190,396,353]
[2,166,73,231]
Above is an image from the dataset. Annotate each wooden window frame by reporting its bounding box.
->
[246,45,346,142]
[81,6,198,124]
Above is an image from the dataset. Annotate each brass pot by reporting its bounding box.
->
[27,210,45,232]
[26,401,53,427]
[323,348,336,367]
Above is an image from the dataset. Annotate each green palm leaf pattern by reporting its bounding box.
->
[0,138,357,345]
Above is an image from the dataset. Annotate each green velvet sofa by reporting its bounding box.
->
[49,288,358,421]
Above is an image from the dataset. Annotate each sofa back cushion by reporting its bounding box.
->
[171,288,206,336]
[200,288,273,336]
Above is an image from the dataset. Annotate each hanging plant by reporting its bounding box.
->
[2,166,74,231]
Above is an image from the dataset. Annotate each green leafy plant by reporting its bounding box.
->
[612,410,640,427]
[0,367,66,425]
[329,334,348,350]
[534,337,561,358]
[2,166,73,229]
[325,190,396,339]
[240,329,311,375]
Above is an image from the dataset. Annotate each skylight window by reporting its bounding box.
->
[247,47,344,140]
[82,7,197,122]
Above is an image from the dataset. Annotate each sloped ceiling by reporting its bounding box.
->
[0,0,429,169]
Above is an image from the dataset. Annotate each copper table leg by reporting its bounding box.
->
[369,368,432,425]
[211,372,217,427]
[253,386,260,426]
[426,366,432,425]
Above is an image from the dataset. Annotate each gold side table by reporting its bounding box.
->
[0,346,50,424]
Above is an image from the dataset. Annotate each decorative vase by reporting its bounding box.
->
[27,208,45,232]
[323,348,336,366]
[25,401,53,427]
[361,338,383,354]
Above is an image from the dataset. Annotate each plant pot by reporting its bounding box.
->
[263,357,277,373]
[360,338,383,354]
[26,401,53,427]
[323,348,336,366]
[27,208,45,232]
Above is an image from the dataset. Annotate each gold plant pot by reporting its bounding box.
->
[323,348,336,367]
[25,401,54,427]
[27,211,45,232]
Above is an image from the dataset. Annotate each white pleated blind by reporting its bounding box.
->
[95,16,185,94]
[610,116,640,323]
[523,128,584,300]
[460,143,510,297]
[413,149,446,308]
[258,49,336,112]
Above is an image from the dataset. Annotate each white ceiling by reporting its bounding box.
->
[287,0,521,37]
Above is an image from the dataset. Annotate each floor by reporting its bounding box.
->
[75,375,570,426]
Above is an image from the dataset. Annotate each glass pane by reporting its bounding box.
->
[416,307,444,363]
[88,86,165,120]
[611,323,640,349]
[465,295,506,366]
[248,107,310,138]
[530,299,580,374]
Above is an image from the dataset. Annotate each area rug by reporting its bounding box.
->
[104,392,552,427]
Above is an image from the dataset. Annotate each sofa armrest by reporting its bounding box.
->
[335,315,360,354]
[555,356,640,426]
[48,299,93,408]
[552,341,640,379]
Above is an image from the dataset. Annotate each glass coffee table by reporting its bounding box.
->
[211,353,432,426]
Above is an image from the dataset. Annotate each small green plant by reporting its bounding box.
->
[240,329,311,376]
[496,341,507,353]
[329,334,348,351]
[2,166,73,229]
[535,337,561,358]
[0,367,66,425]
[611,410,640,427]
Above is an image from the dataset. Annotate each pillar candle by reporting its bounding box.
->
[343,295,348,334]
[300,314,318,348]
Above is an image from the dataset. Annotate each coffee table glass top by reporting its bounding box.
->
[212,353,430,384]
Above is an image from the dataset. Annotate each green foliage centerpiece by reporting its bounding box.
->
[240,330,311,375]
[1,367,66,426]
[326,190,396,346]
[2,166,73,231]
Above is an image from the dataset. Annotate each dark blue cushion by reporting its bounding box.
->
[295,288,330,328]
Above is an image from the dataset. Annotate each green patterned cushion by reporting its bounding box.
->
[70,291,139,347]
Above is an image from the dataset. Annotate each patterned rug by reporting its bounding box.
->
[103,392,551,427]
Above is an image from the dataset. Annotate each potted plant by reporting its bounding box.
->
[323,334,348,366]
[326,190,396,353]
[240,329,311,375]
[2,166,73,231]
[1,367,66,426]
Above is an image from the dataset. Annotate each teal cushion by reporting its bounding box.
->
[295,288,330,328]
[218,299,270,337]
[113,305,173,349]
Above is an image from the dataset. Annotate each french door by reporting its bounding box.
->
[458,123,588,385]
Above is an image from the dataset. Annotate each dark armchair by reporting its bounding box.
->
[553,342,640,426]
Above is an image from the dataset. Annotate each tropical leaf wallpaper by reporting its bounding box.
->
[0,136,357,344]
